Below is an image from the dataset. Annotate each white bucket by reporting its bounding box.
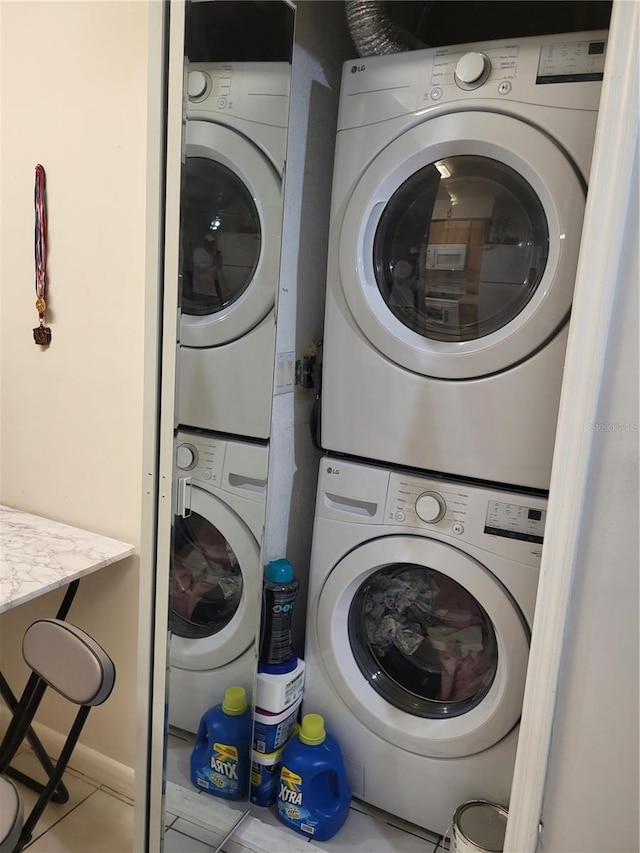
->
[452,801,508,853]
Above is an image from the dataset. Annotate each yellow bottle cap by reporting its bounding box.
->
[299,713,326,745]
[222,686,247,715]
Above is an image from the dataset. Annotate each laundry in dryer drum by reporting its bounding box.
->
[358,567,497,703]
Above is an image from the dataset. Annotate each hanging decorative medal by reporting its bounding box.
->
[33,164,51,345]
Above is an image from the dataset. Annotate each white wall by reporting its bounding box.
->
[0,0,153,773]
[505,3,639,849]
[539,135,639,853]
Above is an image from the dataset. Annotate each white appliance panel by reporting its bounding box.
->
[169,430,268,733]
[304,456,547,833]
[321,31,605,488]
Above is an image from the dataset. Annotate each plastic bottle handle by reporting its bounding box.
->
[313,769,345,819]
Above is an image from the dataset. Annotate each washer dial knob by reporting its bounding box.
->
[415,491,446,523]
[176,443,198,471]
[188,70,209,100]
[454,52,491,89]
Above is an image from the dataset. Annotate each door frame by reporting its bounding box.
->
[505,4,638,850]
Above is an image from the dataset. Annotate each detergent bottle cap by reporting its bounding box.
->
[222,686,248,716]
[299,713,326,745]
[265,558,294,584]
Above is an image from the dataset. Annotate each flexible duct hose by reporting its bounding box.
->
[345,0,427,57]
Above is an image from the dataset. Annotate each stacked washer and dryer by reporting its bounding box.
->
[169,63,289,733]
[303,32,607,833]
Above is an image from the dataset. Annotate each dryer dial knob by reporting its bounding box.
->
[454,52,491,89]
[176,443,198,471]
[415,491,446,524]
[188,70,209,100]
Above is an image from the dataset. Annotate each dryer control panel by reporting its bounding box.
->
[338,29,607,131]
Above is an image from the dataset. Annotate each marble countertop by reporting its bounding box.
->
[0,505,134,614]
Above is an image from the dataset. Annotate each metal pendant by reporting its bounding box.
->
[33,325,52,346]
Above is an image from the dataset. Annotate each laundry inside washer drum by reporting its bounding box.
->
[349,564,498,718]
[170,512,243,641]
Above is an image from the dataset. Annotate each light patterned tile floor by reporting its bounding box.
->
[8,738,449,852]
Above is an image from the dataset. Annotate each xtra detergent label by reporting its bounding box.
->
[194,741,241,795]
[277,766,318,834]
[210,742,239,784]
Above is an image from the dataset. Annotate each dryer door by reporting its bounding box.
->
[315,535,530,758]
[339,111,585,378]
[170,484,260,671]
[180,120,282,348]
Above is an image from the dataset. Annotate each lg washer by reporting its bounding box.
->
[303,456,547,834]
[321,31,607,490]
[169,429,267,734]
[177,62,289,440]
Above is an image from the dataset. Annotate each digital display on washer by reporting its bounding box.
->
[536,39,606,84]
[484,500,546,543]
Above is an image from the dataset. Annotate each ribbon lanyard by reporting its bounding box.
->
[33,164,51,346]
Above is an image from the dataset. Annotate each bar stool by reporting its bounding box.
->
[0,619,116,853]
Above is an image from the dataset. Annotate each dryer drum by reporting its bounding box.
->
[348,563,498,718]
[170,511,243,640]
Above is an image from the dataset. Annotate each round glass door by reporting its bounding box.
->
[373,156,549,343]
[181,156,261,318]
[171,510,243,640]
[169,484,260,670]
[339,111,586,378]
[316,536,530,758]
[180,120,282,349]
[349,562,498,718]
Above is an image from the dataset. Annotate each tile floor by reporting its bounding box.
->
[164,733,449,853]
[7,736,450,852]
[7,749,134,852]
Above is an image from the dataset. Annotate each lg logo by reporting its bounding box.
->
[326,466,340,475]
[351,64,366,74]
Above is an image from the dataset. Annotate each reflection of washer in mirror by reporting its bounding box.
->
[171,511,243,641]
[168,430,268,735]
[177,61,290,441]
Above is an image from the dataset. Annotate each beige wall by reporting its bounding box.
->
[0,0,153,771]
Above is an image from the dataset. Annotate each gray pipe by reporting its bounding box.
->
[345,1,427,57]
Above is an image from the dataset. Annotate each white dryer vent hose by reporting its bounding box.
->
[344,0,427,57]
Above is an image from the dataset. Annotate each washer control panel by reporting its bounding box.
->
[386,475,470,533]
[383,469,547,562]
[175,436,226,486]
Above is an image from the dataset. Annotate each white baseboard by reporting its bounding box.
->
[0,706,134,801]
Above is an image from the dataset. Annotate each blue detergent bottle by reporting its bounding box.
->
[277,713,351,841]
[190,686,252,800]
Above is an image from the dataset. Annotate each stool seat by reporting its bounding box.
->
[0,619,115,852]
[0,776,23,853]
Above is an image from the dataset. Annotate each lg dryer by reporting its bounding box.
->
[303,456,547,833]
[169,429,268,734]
[177,62,289,440]
[321,32,607,489]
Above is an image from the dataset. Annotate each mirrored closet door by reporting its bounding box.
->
[162,1,295,849]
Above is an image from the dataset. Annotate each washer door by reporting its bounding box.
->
[170,484,260,671]
[339,111,585,378]
[315,535,530,758]
[180,120,282,348]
